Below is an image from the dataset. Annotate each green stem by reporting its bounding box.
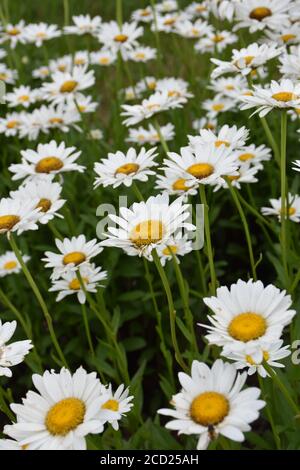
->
[132,182,144,201]
[226,178,257,280]
[152,250,188,372]
[153,118,169,154]
[264,363,300,416]
[236,191,276,234]
[8,234,68,369]
[63,0,70,26]
[260,116,280,165]
[76,276,95,357]
[199,185,217,295]
[280,111,289,288]
[116,0,123,28]
[0,386,15,422]
[258,375,281,450]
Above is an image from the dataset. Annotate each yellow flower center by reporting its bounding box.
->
[45,398,85,436]
[63,251,86,266]
[35,157,64,174]
[249,7,272,21]
[0,73,7,80]
[164,18,176,26]
[18,95,29,102]
[245,354,256,365]
[280,206,296,216]
[228,312,267,342]
[102,399,119,411]
[281,34,296,43]
[74,58,85,65]
[36,32,47,38]
[168,90,180,97]
[148,81,156,90]
[272,92,296,102]
[234,56,255,69]
[172,178,190,191]
[141,9,151,17]
[69,277,88,290]
[187,163,214,179]
[239,153,254,162]
[227,174,240,181]
[263,350,270,361]
[250,69,257,77]
[58,65,67,72]
[115,163,140,176]
[78,105,86,112]
[60,80,78,93]
[49,117,63,124]
[190,392,229,426]
[225,84,235,90]
[114,34,128,43]
[215,140,230,148]
[99,57,109,65]
[243,91,253,96]
[6,120,20,129]
[212,103,224,111]
[213,34,225,43]
[130,220,164,247]
[191,28,200,36]
[196,5,206,12]
[162,245,178,256]
[135,52,146,60]
[36,198,52,213]
[0,215,20,232]
[8,27,20,36]
[3,260,17,270]
[207,123,216,130]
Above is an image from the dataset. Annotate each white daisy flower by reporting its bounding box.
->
[0,21,27,48]
[235,144,272,166]
[32,65,51,80]
[49,55,73,74]
[131,7,154,23]
[16,111,44,141]
[71,94,98,113]
[98,384,134,431]
[0,439,29,450]
[211,43,283,79]
[64,15,102,36]
[89,129,103,140]
[234,0,292,33]
[208,76,248,99]
[10,178,66,225]
[42,234,103,280]
[175,19,213,38]
[73,50,90,67]
[188,125,249,150]
[94,147,158,189]
[213,163,261,191]
[155,169,199,196]
[156,77,194,103]
[225,339,291,377]
[154,13,187,33]
[98,21,143,60]
[5,85,38,108]
[162,144,239,187]
[0,64,18,85]
[0,251,30,277]
[156,0,178,13]
[279,45,300,79]
[90,49,117,66]
[185,2,209,18]
[158,359,265,450]
[156,234,193,266]
[100,193,195,259]
[202,97,235,118]
[3,367,116,450]
[0,197,41,235]
[135,76,157,94]
[126,123,175,145]
[41,65,95,105]
[0,320,33,377]
[201,279,296,354]
[209,0,237,21]
[127,46,157,62]
[9,140,85,182]
[0,112,26,137]
[32,104,81,135]
[49,263,107,304]
[261,193,300,222]
[23,22,61,47]
[122,86,140,101]
[240,79,300,117]
[195,30,238,54]
[264,24,300,47]
[192,117,218,133]
[292,159,300,173]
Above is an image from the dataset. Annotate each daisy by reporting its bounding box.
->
[264,24,300,47]
[89,129,103,140]
[240,79,300,117]
[32,65,51,80]
[0,112,25,137]
[261,193,300,222]
[188,125,249,150]
[211,43,283,78]
[17,111,45,141]
[23,22,61,47]
[0,251,30,277]
[3,367,116,450]
[185,2,209,18]
[202,97,235,118]
[201,279,296,354]
[0,439,29,450]
[131,7,154,23]
[162,144,239,187]
[127,46,157,62]
[135,76,157,94]
[90,49,117,66]
[175,19,213,39]
[33,104,81,135]
[213,163,261,191]
[5,85,38,108]
[49,264,107,304]
[9,140,85,182]
[279,45,300,78]
[73,50,90,67]
[127,123,175,145]
[155,169,199,196]
[100,193,195,258]
[10,178,66,225]
[0,64,18,85]
[123,86,140,101]
[64,15,102,36]
[158,359,265,450]
[156,234,193,266]
[192,117,218,132]
[49,55,72,74]
[0,197,41,235]
[98,384,134,431]
[292,159,300,173]
[0,320,33,377]
[0,21,27,48]
[156,0,178,13]
[156,77,193,103]
[234,0,292,33]
[195,30,238,54]
[98,21,143,60]
[41,65,95,105]
[154,13,186,33]
[209,0,237,21]
[94,147,158,189]
[72,94,98,113]
[42,235,103,280]
[235,144,272,166]
[225,339,291,377]
[208,76,248,99]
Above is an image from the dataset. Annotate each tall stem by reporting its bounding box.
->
[63,0,70,26]
[226,178,257,280]
[280,111,289,288]
[8,233,69,368]
[116,0,123,28]
[76,276,95,357]
[264,363,299,416]
[152,250,188,372]
[153,118,169,155]
[260,116,280,165]
[199,185,217,294]
[258,375,281,450]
